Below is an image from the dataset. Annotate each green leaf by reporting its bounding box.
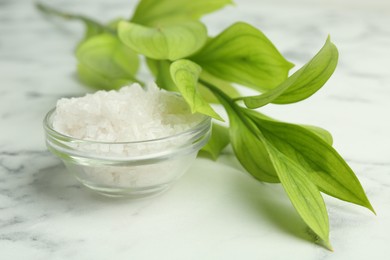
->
[77,64,134,90]
[147,60,239,103]
[267,146,331,249]
[150,59,178,92]
[229,115,279,183]
[192,22,293,92]
[83,21,105,40]
[76,33,140,90]
[118,21,207,60]
[200,123,230,160]
[301,125,333,146]
[207,90,279,182]
[208,86,331,247]
[244,111,333,145]
[170,59,222,120]
[241,37,338,108]
[245,110,374,212]
[198,70,240,103]
[197,84,220,104]
[131,0,233,26]
[106,18,124,31]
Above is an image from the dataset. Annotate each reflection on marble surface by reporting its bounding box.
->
[1,0,390,259]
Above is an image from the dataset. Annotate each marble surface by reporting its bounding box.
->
[1,0,390,259]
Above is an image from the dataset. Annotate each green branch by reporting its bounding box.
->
[36,3,115,34]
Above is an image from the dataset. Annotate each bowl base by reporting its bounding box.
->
[82,182,172,199]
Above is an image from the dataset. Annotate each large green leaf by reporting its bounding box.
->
[147,59,239,104]
[200,123,230,160]
[301,125,333,146]
[245,109,374,212]
[147,59,178,92]
[210,87,331,246]
[76,33,140,90]
[77,64,134,90]
[267,146,331,249]
[131,0,233,26]
[118,21,207,60]
[242,37,338,108]
[210,92,279,182]
[170,59,222,120]
[198,70,240,104]
[229,114,279,183]
[192,22,293,92]
[245,111,333,145]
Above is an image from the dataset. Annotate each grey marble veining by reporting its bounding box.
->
[1,0,390,259]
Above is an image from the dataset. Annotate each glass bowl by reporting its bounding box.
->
[43,108,211,198]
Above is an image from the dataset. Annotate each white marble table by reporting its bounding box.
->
[1,0,390,259]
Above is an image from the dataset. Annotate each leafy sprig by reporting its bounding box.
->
[37,0,374,249]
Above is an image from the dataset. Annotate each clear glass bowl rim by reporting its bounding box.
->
[43,108,211,145]
[43,108,212,163]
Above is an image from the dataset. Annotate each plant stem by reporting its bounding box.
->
[198,79,234,106]
[36,3,115,34]
[199,79,269,137]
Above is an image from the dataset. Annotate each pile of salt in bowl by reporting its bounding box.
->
[53,83,203,142]
[50,83,207,188]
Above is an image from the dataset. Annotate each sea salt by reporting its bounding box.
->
[53,83,203,142]
[50,83,206,189]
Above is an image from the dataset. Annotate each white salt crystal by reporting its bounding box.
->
[52,83,203,142]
